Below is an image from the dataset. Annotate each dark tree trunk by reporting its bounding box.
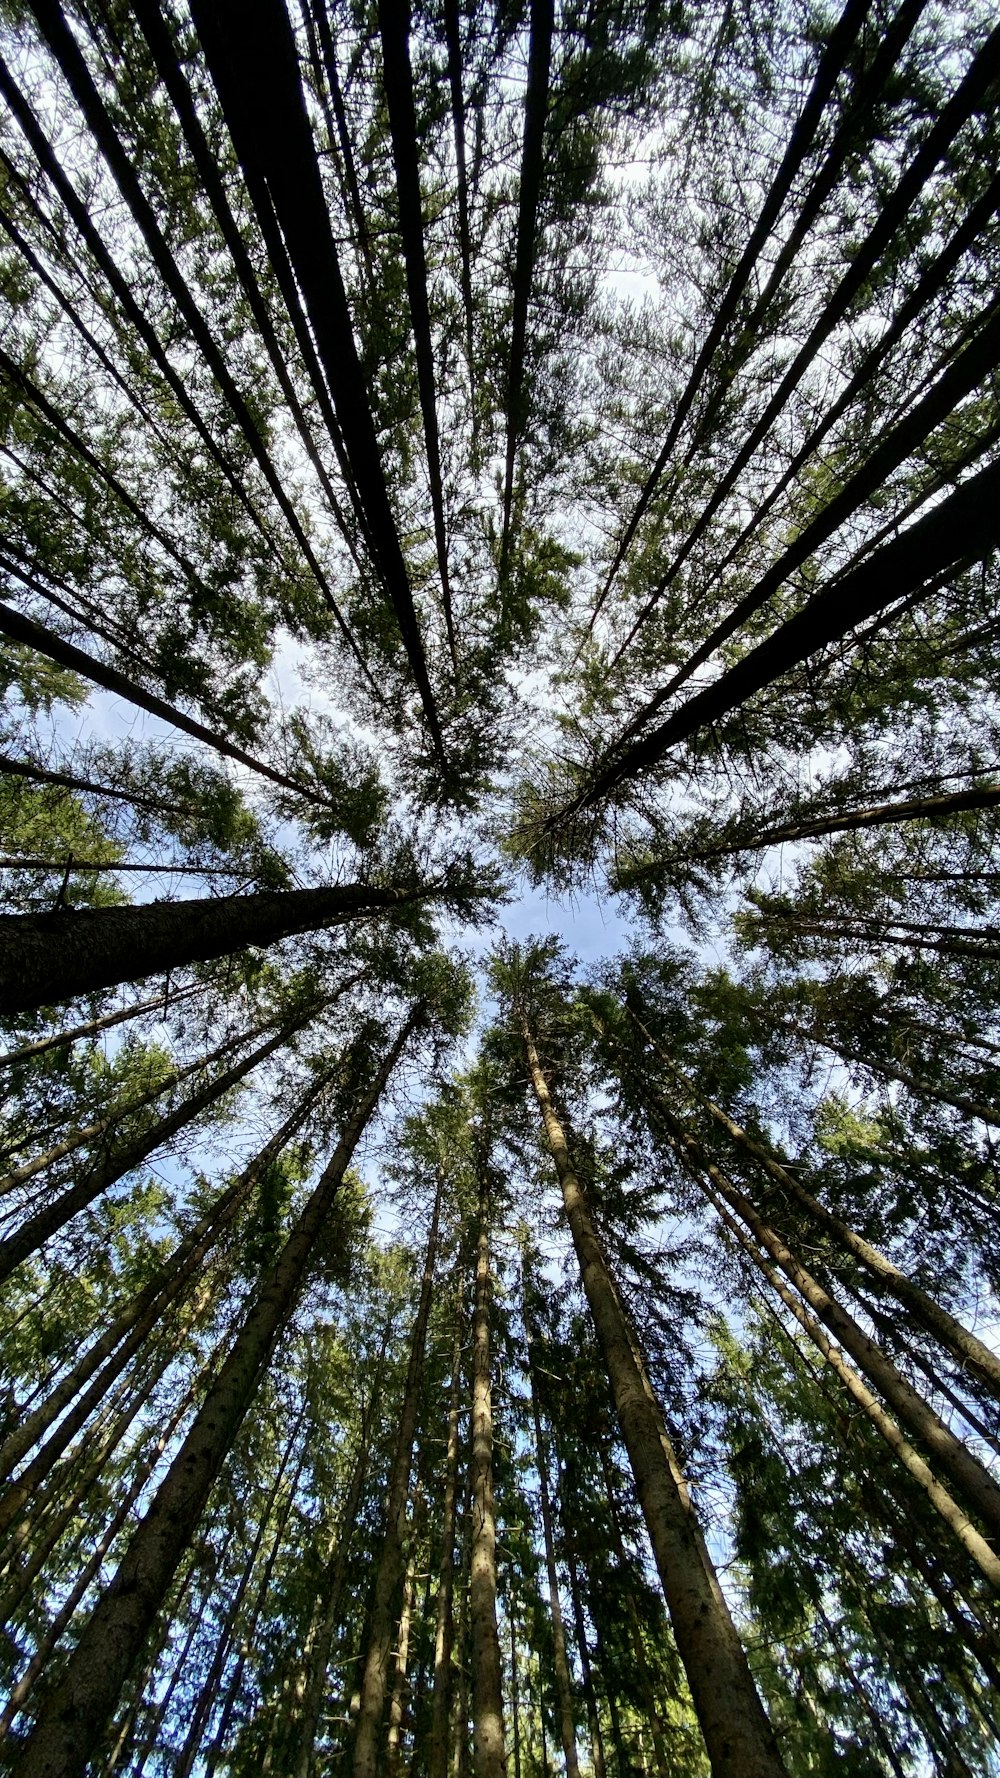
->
[0,880,433,1012]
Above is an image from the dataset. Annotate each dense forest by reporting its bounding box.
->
[0,0,997,1773]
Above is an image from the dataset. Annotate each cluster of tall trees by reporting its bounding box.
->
[0,0,997,1771]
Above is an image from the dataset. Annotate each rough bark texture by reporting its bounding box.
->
[520,1015,787,1778]
[0,880,432,1013]
[13,1016,417,1778]
[351,1177,441,1778]
[468,1161,507,1778]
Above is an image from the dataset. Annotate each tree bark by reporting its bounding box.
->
[651,1096,1000,1556]
[522,1262,580,1778]
[352,1173,442,1778]
[13,1013,419,1778]
[519,1014,787,1778]
[0,983,200,1071]
[0,879,438,1013]
[627,1008,1000,1397]
[0,1009,315,1284]
[429,1294,465,1778]
[468,1147,507,1778]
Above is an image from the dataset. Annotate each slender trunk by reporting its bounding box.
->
[0,1015,271,1197]
[429,1296,465,1778]
[704,1166,1000,1588]
[201,1445,307,1778]
[352,1175,442,1778]
[500,0,553,572]
[508,1583,522,1778]
[0,983,200,1070]
[14,1015,419,1778]
[468,1152,506,1778]
[173,1421,305,1778]
[0,1009,315,1285]
[651,1097,1000,1565]
[295,1391,385,1778]
[619,782,1000,886]
[0,1081,327,1492]
[627,1009,1000,1397]
[599,1448,671,1778]
[451,1471,473,1778]
[0,879,438,1013]
[520,1015,786,1778]
[781,1015,1000,1129]
[522,1268,580,1778]
[387,1539,418,1778]
[564,1540,606,1778]
[0,749,190,820]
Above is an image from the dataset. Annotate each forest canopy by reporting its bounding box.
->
[0,0,998,1774]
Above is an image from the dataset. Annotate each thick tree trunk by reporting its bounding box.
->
[429,1297,465,1778]
[627,1009,1000,1397]
[13,1014,419,1778]
[522,1267,580,1778]
[519,1015,787,1778]
[352,1174,442,1778]
[0,879,437,1013]
[468,1153,507,1778]
[0,1009,314,1284]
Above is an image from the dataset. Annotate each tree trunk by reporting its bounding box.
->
[0,983,200,1070]
[522,1260,580,1778]
[429,1294,465,1778]
[519,1013,787,1778]
[0,1078,328,1492]
[468,1148,507,1778]
[13,1013,420,1778]
[702,1162,1000,1589]
[0,879,439,1013]
[295,1342,388,1778]
[387,1538,419,1778]
[0,1006,317,1284]
[352,1173,442,1778]
[651,1096,1000,1562]
[627,1007,1000,1398]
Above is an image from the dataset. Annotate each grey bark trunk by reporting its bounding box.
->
[14,1013,419,1778]
[468,1155,507,1778]
[520,1015,787,1778]
[429,1296,465,1778]
[352,1173,442,1778]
